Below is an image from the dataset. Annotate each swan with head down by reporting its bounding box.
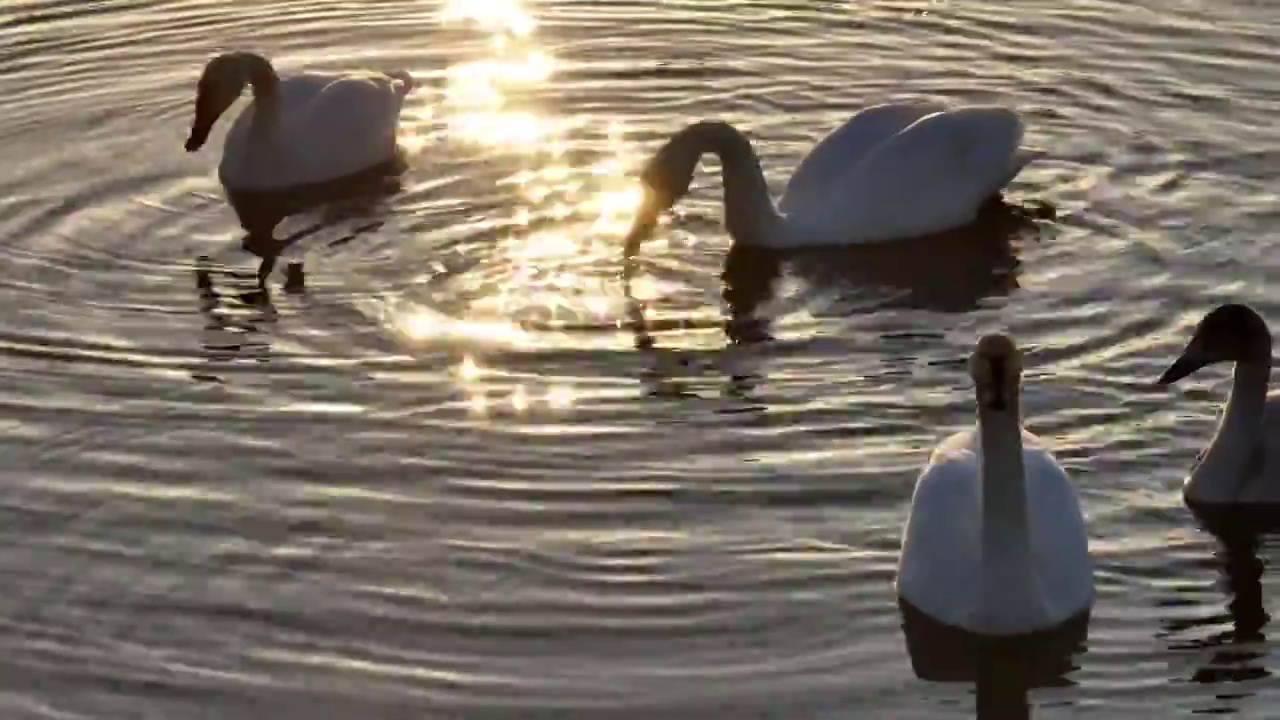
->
[623,102,1044,275]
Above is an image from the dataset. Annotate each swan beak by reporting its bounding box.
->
[185,122,211,152]
[621,221,649,284]
[621,192,662,283]
[1157,349,1213,385]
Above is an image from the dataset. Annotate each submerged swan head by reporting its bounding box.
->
[969,333,1024,412]
[185,51,277,152]
[1158,303,1272,385]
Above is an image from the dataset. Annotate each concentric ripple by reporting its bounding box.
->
[1,0,1280,717]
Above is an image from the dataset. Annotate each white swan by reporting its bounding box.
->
[622,102,1044,269]
[185,51,416,193]
[896,334,1094,636]
[1156,303,1280,507]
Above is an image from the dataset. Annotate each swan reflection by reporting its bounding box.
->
[224,167,402,286]
[900,596,1087,720]
[624,197,1050,402]
[192,256,277,383]
[1162,526,1271,713]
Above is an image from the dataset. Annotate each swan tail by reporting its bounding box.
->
[385,69,417,96]
[1011,147,1046,173]
[997,147,1046,188]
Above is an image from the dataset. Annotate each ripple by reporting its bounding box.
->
[2,0,1280,716]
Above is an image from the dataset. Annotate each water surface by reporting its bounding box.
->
[1,0,1279,717]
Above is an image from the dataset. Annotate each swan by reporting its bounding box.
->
[1156,303,1280,507]
[622,102,1044,273]
[185,51,417,193]
[896,334,1094,636]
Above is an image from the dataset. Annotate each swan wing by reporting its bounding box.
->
[896,428,982,628]
[800,106,1037,244]
[221,71,413,191]
[779,101,944,217]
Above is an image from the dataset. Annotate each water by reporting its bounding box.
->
[1,0,1279,716]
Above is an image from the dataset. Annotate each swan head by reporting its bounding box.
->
[1158,303,1272,385]
[186,52,274,152]
[633,123,717,212]
[970,333,1023,412]
[621,121,749,280]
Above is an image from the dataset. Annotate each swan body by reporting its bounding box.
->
[185,52,416,193]
[623,102,1044,266]
[896,334,1094,636]
[1156,303,1280,507]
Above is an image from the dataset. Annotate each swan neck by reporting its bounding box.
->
[240,53,281,132]
[242,54,280,103]
[977,402,1035,620]
[710,127,783,246]
[1222,358,1270,443]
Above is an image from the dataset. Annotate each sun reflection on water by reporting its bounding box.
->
[398,311,534,348]
[439,0,557,154]
[457,355,481,380]
[387,0,688,395]
[452,352,575,418]
[442,0,536,36]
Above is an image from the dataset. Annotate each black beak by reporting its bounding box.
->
[621,191,663,284]
[1156,350,1214,386]
[185,122,211,152]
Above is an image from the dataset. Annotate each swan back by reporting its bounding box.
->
[220,71,413,191]
[898,430,1093,634]
[779,101,943,217]
[798,106,1031,243]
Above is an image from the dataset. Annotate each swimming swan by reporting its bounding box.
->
[896,334,1094,636]
[1156,303,1280,507]
[622,102,1044,273]
[185,51,416,193]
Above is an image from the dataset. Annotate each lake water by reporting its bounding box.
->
[2,0,1280,717]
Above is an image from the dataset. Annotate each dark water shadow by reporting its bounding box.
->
[622,197,1052,403]
[727,196,1048,321]
[899,598,1089,720]
[1160,524,1271,712]
[219,156,407,286]
[190,257,279,383]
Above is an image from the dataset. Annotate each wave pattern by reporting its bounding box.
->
[1,0,1280,717]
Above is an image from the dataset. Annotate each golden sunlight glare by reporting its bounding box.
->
[458,355,481,380]
[547,386,573,409]
[447,111,551,148]
[441,0,536,36]
[589,187,644,236]
[398,310,532,347]
[511,386,530,413]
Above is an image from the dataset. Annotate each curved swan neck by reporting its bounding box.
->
[700,123,783,246]
[235,52,280,103]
